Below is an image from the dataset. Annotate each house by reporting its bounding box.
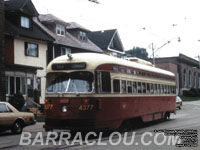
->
[0,0,6,101]
[87,29,124,57]
[4,0,53,104]
[148,54,200,95]
[34,14,103,64]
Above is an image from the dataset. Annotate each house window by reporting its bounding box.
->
[56,24,65,36]
[36,77,41,91]
[79,31,86,40]
[25,42,38,57]
[194,72,196,88]
[61,47,71,55]
[6,76,26,96]
[189,71,192,87]
[183,69,187,88]
[21,16,30,28]
[198,73,200,88]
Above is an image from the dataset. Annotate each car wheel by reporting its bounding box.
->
[11,121,23,134]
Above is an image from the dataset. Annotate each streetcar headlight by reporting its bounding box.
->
[62,106,67,112]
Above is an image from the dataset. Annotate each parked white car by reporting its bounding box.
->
[176,96,183,110]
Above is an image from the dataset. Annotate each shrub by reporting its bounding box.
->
[183,90,196,97]
[9,92,25,111]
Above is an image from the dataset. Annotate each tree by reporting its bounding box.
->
[9,93,25,111]
[125,47,148,59]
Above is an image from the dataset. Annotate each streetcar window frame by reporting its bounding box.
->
[146,83,150,94]
[113,79,120,93]
[138,82,142,93]
[101,71,111,93]
[133,81,137,94]
[150,83,154,94]
[142,82,146,93]
[127,81,132,93]
[121,80,126,94]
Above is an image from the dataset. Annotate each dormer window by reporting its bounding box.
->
[79,31,86,41]
[21,16,30,28]
[56,24,65,36]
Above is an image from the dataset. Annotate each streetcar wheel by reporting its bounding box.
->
[164,112,170,120]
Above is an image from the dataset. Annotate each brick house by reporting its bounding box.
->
[87,29,124,57]
[34,14,103,64]
[0,0,6,101]
[148,54,200,95]
[4,0,53,104]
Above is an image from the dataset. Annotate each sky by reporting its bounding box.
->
[32,0,200,60]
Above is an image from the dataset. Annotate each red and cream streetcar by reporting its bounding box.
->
[44,53,176,131]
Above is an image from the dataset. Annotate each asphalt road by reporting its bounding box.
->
[0,100,200,150]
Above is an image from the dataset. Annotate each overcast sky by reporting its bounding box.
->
[32,0,200,60]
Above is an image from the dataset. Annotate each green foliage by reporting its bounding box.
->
[180,96,200,101]
[183,88,200,97]
[9,92,25,111]
[125,47,148,59]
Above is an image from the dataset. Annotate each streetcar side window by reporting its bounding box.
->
[113,79,120,93]
[158,84,160,94]
[146,83,150,94]
[121,80,126,94]
[138,82,142,93]
[150,83,154,94]
[133,81,137,93]
[173,86,176,94]
[167,85,170,94]
[127,81,132,93]
[142,82,146,93]
[160,85,163,94]
[101,71,111,93]
[164,85,167,94]
[154,84,158,94]
[169,85,172,94]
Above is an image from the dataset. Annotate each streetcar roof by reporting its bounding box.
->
[47,53,175,77]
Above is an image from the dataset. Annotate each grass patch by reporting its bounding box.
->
[180,96,200,102]
[35,115,45,122]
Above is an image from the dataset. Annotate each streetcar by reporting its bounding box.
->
[44,53,176,131]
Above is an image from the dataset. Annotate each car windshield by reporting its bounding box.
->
[46,71,94,94]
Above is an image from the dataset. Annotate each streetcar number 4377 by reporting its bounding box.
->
[79,105,94,111]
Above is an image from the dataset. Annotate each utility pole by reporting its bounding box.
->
[151,37,181,66]
[151,43,155,66]
[196,55,200,68]
[0,0,6,101]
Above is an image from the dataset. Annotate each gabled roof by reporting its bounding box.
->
[66,22,90,32]
[5,19,53,42]
[39,14,69,26]
[4,0,38,17]
[35,14,103,53]
[87,29,124,53]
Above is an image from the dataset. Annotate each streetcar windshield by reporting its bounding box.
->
[46,71,94,93]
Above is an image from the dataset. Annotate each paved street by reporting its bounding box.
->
[0,100,200,150]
